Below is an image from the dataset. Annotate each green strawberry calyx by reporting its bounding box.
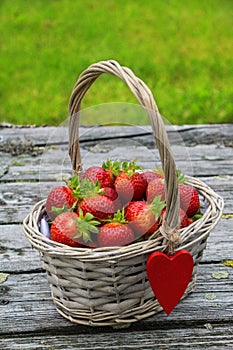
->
[121,160,142,177]
[102,159,122,177]
[176,169,188,184]
[78,178,105,199]
[191,212,203,221]
[64,174,83,199]
[150,195,166,221]
[51,199,78,217]
[64,174,105,199]
[104,208,128,225]
[73,209,100,243]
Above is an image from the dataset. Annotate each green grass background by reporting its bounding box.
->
[0,0,232,126]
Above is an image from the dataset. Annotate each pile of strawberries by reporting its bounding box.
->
[44,160,201,248]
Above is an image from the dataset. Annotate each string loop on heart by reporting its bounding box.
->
[160,220,181,254]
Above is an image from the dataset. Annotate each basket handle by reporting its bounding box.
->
[68,60,180,236]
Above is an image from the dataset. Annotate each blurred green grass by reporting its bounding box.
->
[0,0,232,126]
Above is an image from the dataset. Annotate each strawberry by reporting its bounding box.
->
[179,208,191,228]
[74,179,115,220]
[179,184,200,217]
[50,211,99,247]
[102,187,122,211]
[114,161,147,203]
[77,178,115,221]
[142,171,162,184]
[80,194,115,221]
[98,210,134,247]
[82,160,121,188]
[46,186,77,220]
[143,166,165,182]
[50,212,80,247]
[82,165,115,188]
[98,222,134,247]
[146,178,165,203]
[125,196,165,238]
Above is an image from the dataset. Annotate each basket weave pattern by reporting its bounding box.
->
[23,60,224,326]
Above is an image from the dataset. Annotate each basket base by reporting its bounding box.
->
[50,275,196,327]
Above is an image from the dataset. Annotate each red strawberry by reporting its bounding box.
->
[97,209,134,247]
[46,186,77,220]
[146,178,165,203]
[98,222,134,247]
[125,196,165,238]
[80,195,115,221]
[50,211,99,247]
[82,165,115,188]
[77,178,115,221]
[142,171,162,184]
[102,187,122,211]
[179,184,200,217]
[115,171,147,203]
[114,161,147,203]
[179,208,191,228]
[143,166,165,182]
[50,212,81,247]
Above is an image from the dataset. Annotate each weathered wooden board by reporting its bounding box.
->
[1,143,233,182]
[1,326,233,350]
[1,124,232,147]
[1,158,232,181]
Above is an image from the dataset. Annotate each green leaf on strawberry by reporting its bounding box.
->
[79,178,101,197]
[51,200,77,217]
[102,159,122,177]
[176,169,188,184]
[150,195,166,221]
[121,159,142,177]
[73,209,99,243]
[103,208,128,224]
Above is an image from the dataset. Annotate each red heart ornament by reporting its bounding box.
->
[146,250,194,315]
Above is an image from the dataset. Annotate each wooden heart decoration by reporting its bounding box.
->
[146,250,194,315]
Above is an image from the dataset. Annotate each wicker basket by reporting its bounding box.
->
[23,60,224,326]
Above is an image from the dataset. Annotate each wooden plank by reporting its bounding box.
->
[1,124,232,147]
[1,158,233,181]
[0,265,232,335]
[0,225,42,272]
[1,141,232,184]
[1,325,233,350]
[1,131,232,167]
[0,151,233,193]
